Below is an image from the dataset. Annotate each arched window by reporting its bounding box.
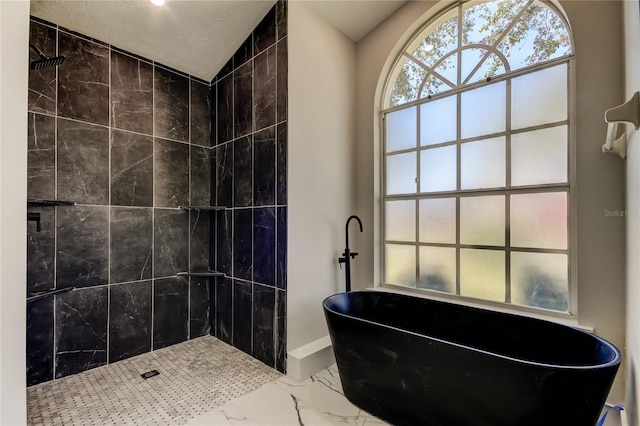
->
[381,0,574,313]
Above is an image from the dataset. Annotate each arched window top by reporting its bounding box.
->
[385,0,572,108]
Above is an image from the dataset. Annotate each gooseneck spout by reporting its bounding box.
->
[339,215,363,292]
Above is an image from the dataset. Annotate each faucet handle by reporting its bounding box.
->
[350,252,358,259]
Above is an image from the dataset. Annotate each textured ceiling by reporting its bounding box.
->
[29,0,407,82]
[304,0,406,42]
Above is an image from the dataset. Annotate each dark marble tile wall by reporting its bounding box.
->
[26,18,213,386]
[211,0,287,373]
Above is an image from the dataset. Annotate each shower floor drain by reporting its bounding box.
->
[140,370,160,379]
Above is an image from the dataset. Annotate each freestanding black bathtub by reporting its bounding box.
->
[323,291,620,426]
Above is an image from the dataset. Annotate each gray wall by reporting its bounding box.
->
[623,0,640,423]
[0,1,30,422]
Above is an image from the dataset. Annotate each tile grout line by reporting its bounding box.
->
[52,23,60,383]
[188,77,192,341]
[151,60,156,353]
[107,43,112,366]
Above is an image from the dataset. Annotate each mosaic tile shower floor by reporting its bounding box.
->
[27,336,282,425]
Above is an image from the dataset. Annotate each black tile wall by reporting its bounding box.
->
[109,281,152,362]
[190,211,211,272]
[216,210,233,276]
[27,298,54,386]
[275,288,287,372]
[56,205,109,289]
[154,67,190,142]
[234,136,253,207]
[58,32,110,126]
[27,113,55,201]
[191,80,212,147]
[110,130,153,207]
[277,123,288,205]
[110,208,153,283]
[215,277,233,344]
[210,0,287,373]
[190,277,211,338]
[26,18,214,385]
[57,118,110,205]
[191,146,212,206]
[111,50,153,134]
[234,61,253,138]
[254,127,276,206]
[233,280,253,355]
[276,38,288,124]
[153,277,189,349]
[154,209,189,278]
[254,8,276,55]
[254,207,276,287]
[55,287,108,378]
[233,209,253,281]
[216,143,233,207]
[254,46,276,131]
[253,285,275,366]
[26,0,287,384]
[277,207,288,290]
[27,208,55,294]
[28,22,57,114]
[217,74,234,144]
[154,138,189,208]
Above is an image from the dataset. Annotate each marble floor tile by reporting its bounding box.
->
[189,365,388,426]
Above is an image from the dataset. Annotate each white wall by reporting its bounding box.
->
[287,2,357,352]
[355,0,626,402]
[0,0,29,423]
[623,1,640,424]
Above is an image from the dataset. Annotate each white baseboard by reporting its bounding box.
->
[286,335,335,382]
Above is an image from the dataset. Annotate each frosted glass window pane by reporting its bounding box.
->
[385,244,416,287]
[419,247,456,293]
[511,192,567,249]
[512,126,568,186]
[420,96,457,146]
[420,146,456,192]
[386,152,416,195]
[512,252,568,312]
[460,196,505,246]
[461,137,505,189]
[386,200,416,241]
[419,198,456,244]
[512,65,567,129]
[461,81,506,139]
[386,107,417,152]
[460,249,505,302]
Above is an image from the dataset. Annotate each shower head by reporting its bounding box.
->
[29,43,65,70]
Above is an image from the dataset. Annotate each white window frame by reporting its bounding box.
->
[378,0,577,318]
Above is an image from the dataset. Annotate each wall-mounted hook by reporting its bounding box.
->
[602,91,639,159]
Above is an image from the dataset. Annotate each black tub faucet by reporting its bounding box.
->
[338,215,363,292]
